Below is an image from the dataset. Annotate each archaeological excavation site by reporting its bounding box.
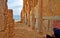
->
[0,0,60,38]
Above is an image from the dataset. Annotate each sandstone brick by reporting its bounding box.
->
[7,9,14,38]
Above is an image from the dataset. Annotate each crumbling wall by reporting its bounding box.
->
[0,0,14,38]
[7,9,14,38]
[0,0,6,31]
[21,0,60,37]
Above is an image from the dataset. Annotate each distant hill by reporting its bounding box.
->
[13,15,21,22]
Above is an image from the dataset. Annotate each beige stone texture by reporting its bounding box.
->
[0,0,60,38]
[7,9,14,38]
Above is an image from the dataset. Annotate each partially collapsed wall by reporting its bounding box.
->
[21,0,60,37]
[0,0,14,38]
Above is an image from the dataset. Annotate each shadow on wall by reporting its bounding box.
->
[46,35,55,38]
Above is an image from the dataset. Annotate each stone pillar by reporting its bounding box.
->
[30,9,36,30]
[7,9,14,38]
[21,0,31,26]
[29,0,33,28]
[42,0,54,36]
[29,0,38,30]
[0,0,5,31]
[24,12,27,24]
[0,0,6,38]
[4,9,14,38]
[0,0,15,38]
[25,0,30,27]
[21,0,27,24]
[53,0,60,16]
[34,4,39,31]
[38,0,45,38]
[42,0,49,36]
[0,0,10,38]
[21,8,25,23]
[38,0,42,32]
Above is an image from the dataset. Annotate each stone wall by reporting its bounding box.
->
[0,0,6,31]
[7,9,14,38]
[21,0,60,37]
[42,0,60,36]
[0,0,14,38]
[21,0,26,23]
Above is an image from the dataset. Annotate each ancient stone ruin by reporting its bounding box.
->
[0,0,60,38]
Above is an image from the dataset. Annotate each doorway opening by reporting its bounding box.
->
[7,0,23,22]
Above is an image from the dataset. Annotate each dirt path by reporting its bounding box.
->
[13,23,41,38]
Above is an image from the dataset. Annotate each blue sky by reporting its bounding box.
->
[7,0,23,16]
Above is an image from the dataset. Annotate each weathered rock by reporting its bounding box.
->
[7,9,14,38]
[0,0,6,31]
[0,0,15,38]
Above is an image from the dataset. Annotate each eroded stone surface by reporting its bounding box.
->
[0,0,60,38]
